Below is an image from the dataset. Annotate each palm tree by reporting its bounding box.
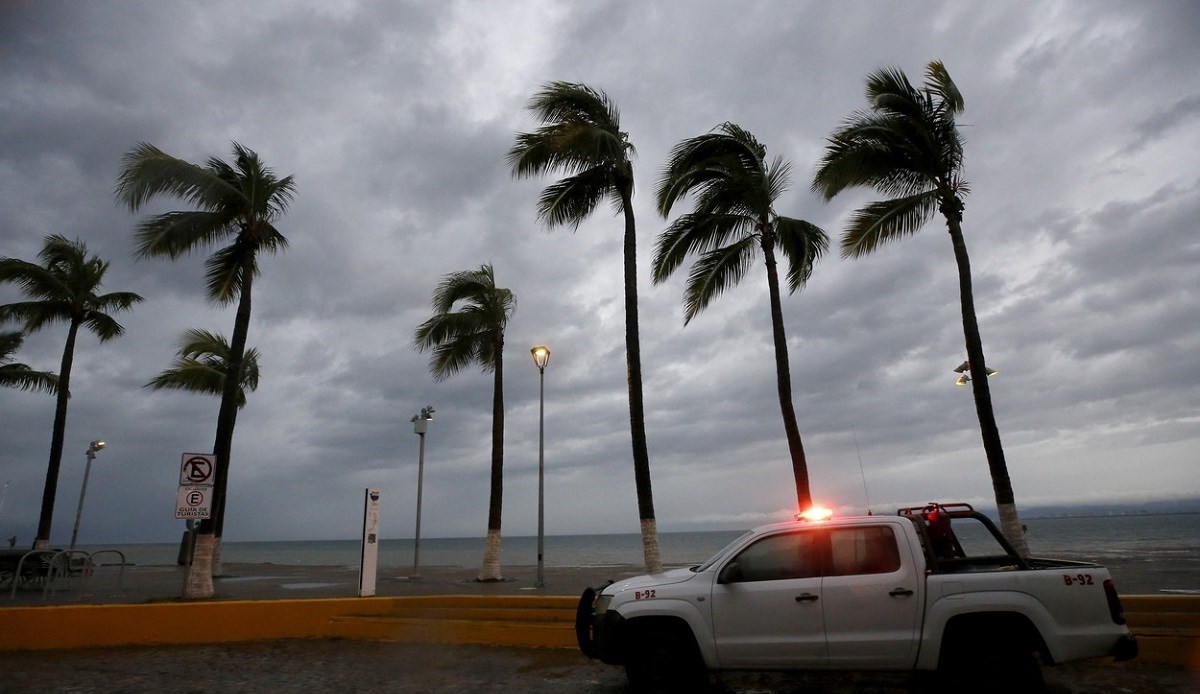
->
[145,328,260,408]
[0,234,143,548]
[653,123,828,510]
[0,331,59,394]
[116,141,295,597]
[413,264,515,582]
[811,61,1029,556]
[508,81,662,573]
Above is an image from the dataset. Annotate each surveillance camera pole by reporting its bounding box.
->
[411,407,434,578]
[70,440,105,550]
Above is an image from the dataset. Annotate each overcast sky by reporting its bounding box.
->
[1,1,1197,552]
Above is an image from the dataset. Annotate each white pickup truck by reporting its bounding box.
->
[575,503,1137,690]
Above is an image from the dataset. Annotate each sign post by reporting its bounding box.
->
[175,452,216,596]
[358,488,381,597]
[175,453,216,520]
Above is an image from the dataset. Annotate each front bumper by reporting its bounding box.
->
[591,609,628,664]
[576,587,627,664]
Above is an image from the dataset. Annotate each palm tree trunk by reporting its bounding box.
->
[761,233,813,510]
[943,206,1029,557]
[478,337,505,581]
[33,321,79,549]
[621,188,662,574]
[185,256,253,597]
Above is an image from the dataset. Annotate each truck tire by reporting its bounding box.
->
[937,617,1046,693]
[575,587,597,657]
[623,622,707,692]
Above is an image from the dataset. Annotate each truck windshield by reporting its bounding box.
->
[693,529,757,572]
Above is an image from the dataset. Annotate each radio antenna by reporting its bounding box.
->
[853,428,872,515]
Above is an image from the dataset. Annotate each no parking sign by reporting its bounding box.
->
[175,453,216,519]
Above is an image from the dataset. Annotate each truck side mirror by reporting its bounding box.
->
[718,562,743,584]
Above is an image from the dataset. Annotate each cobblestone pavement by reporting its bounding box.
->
[2,641,1196,693]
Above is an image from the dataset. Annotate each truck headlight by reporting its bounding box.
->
[594,594,612,614]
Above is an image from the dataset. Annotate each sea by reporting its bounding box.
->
[76,513,1199,595]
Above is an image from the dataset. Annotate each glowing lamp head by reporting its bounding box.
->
[530,345,550,371]
[797,506,834,522]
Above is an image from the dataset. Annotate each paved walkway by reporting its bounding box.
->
[2,641,1197,693]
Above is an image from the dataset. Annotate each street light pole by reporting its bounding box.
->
[70,440,105,550]
[530,346,550,588]
[410,406,434,578]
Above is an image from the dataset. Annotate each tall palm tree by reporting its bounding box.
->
[508,81,662,573]
[116,141,295,597]
[413,264,516,582]
[145,328,260,409]
[0,331,59,394]
[0,235,143,548]
[653,123,828,510]
[812,61,1029,555]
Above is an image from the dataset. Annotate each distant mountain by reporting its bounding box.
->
[1021,498,1200,519]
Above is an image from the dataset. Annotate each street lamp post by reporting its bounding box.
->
[69,439,106,550]
[530,345,550,588]
[410,406,434,577]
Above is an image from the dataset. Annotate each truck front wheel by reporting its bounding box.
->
[623,621,707,692]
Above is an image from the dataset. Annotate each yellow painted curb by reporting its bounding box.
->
[1122,595,1200,669]
[0,595,577,652]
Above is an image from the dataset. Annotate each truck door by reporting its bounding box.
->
[821,524,922,667]
[709,529,827,668]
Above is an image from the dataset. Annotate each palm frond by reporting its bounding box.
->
[656,123,766,216]
[651,212,755,284]
[0,258,58,298]
[840,192,939,258]
[0,364,59,393]
[0,331,59,394]
[681,236,758,324]
[535,167,612,229]
[0,299,68,332]
[203,243,251,305]
[526,82,620,133]
[81,312,125,342]
[133,211,236,259]
[775,218,829,292]
[925,60,964,114]
[115,142,239,212]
